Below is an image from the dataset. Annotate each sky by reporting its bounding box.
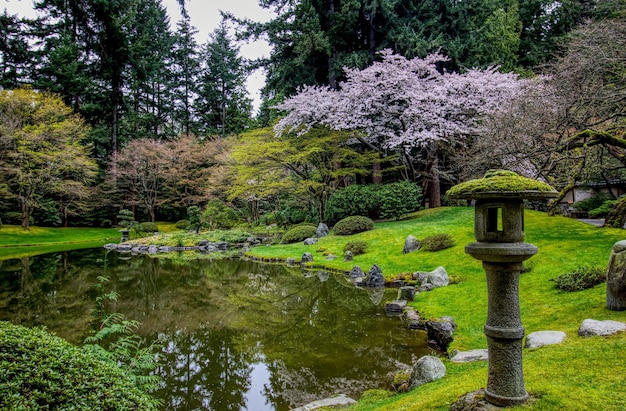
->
[2,0,274,111]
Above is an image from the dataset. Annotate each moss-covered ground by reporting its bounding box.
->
[245,207,626,410]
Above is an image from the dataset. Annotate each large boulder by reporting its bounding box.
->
[409,355,446,390]
[425,316,457,351]
[524,331,566,349]
[366,264,385,287]
[607,240,626,311]
[403,235,421,254]
[316,223,330,238]
[303,238,319,245]
[414,266,449,290]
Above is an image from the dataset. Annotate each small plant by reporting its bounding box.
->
[175,219,190,229]
[343,240,368,256]
[333,215,374,235]
[421,233,454,251]
[281,225,318,244]
[139,222,159,234]
[553,265,607,292]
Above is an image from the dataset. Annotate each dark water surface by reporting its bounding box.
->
[0,248,429,410]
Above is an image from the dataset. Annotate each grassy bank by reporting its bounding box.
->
[245,207,626,410]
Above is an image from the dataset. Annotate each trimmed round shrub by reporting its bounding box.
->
[343,240,368,256]
[326,185,378,223]
[333,216,374,236]
[175,219,191,229]
[0,321,158,410]
[281,225,318,244]
[553,265,606,292]
[378,181,422,220]
[139,222,159,233]
[421,233,454,251]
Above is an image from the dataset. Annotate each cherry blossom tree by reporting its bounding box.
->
[274,49,527,207]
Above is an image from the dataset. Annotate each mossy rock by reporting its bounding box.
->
[446,169,557,199]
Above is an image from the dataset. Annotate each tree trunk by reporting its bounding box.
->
[428,157,441,208]
[20,197,30,230]
[372,161,382,184]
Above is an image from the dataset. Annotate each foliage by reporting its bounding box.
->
[333,216,374,236]
[203,199,239,230]
[420,233,455,252]
[175,219,191,230]
[343,240,368,256]
[604,196,626,228]
[378,181,422,220]
[139,222,159,234]
[589,200,617,219]
[0,321,159,410]
[553,265,607,292]
[187,205,203,233]
[574,194,612,212]
[325,184,378,222]
[281,225,318,244]
[116,209,135,228]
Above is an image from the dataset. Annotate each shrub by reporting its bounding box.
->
[378,181,422,220]
[589,200,617,218]
[326,185,378,223]
[281,225,318,244]
[333,216,374,236]
[553,265,606,292]
[343,240,368,256]
[0,321,159,410]
[175,219,190,229]
[421,233,454,251]
[139,222,159,234]
[573,194,611,211]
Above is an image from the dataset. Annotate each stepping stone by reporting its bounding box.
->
[525,331,566,348]
[450,349,489,363]
[578,319,626,337]
[292,394,356,411]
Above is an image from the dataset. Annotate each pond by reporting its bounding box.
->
[0,248,430,410]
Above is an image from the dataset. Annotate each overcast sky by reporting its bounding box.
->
[2,0,274,110]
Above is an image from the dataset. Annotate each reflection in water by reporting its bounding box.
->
[0,249,430,411]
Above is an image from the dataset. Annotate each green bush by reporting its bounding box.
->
[333,216,374,236]
[0,321,159,410]
[553,265,607,292]
[326,185,378,223]
[139,222,159,233]
[421,233,454,251]
[281,225,318,244]
[378,181,422,220]
[573,194,611,211]
[175,219,190,229]
[343,240,368,256]
[589,200,617,218]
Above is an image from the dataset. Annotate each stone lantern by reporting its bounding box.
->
[447,170,557,407]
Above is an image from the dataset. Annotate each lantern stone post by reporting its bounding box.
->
[447,170,557,407]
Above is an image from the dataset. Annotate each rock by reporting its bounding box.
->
[418,283,435,292]
[578,319,626,337]
[385,300,407,314]
[103,243,117,250]
[525,331,566,349]
[349,266,365,278]
[366,264,385,287]
[403,307,422,329]
[414,266,449,289]
[343,250,353,262]
[215,241,229,250]
[409,355,446,389]
[398,286,416,301]
[425,317,456,351]
[317,271,329,282]
[316,223,330,238]
[450,349,489,363]
[325,253,337,260]
[197,240,210,246]
[607,240,626,311]
[403,235,421,254]
[450,389,502,411]
[301,252,314,264]
[147,245,158,254]
[303,237,319,246]
[292,394,356,411]
[286,258,296,266]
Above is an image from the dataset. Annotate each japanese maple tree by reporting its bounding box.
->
[275,49,526,206]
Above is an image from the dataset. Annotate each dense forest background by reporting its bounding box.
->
[1,0,625,229]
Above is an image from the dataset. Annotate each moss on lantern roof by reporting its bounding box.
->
[446,169,557,199]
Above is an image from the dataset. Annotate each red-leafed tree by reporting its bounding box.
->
[274,50,527,207]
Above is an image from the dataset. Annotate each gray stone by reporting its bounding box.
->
[385,300,407,313]
[418,283,435,292]
[303,237,319,246]
[286,258,296,266]
[366,264,385,287]
[403,235,421,254]
[524,331,566,349]
[349,266,365,278]
[578,319,626,337]
[301,252,314,263]
[147,245,158,254]
[316,223,330,238]
[398,286,416,301]
[404,307,422,329]
[607,240,626,311]
[324,253,337,260]
[425,317,457,351]
[409,355,446,389]
[450,389,502,411]
[292,394,356,411]
[103,243,117,250]
[216,241,229,250]
[414,266,449,289]
[450,349,489,363]
[343,250,353,262]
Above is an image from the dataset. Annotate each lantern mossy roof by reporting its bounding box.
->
[446,170,558,200]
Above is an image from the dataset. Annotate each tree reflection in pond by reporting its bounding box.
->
[0,249,430,411]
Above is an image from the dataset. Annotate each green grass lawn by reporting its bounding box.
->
[246,207,626,410]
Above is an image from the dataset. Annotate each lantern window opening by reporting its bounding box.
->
[486,206,503,233]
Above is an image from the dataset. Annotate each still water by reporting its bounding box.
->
[0,248,430,410]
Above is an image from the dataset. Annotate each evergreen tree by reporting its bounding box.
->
[194,21,252,136]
